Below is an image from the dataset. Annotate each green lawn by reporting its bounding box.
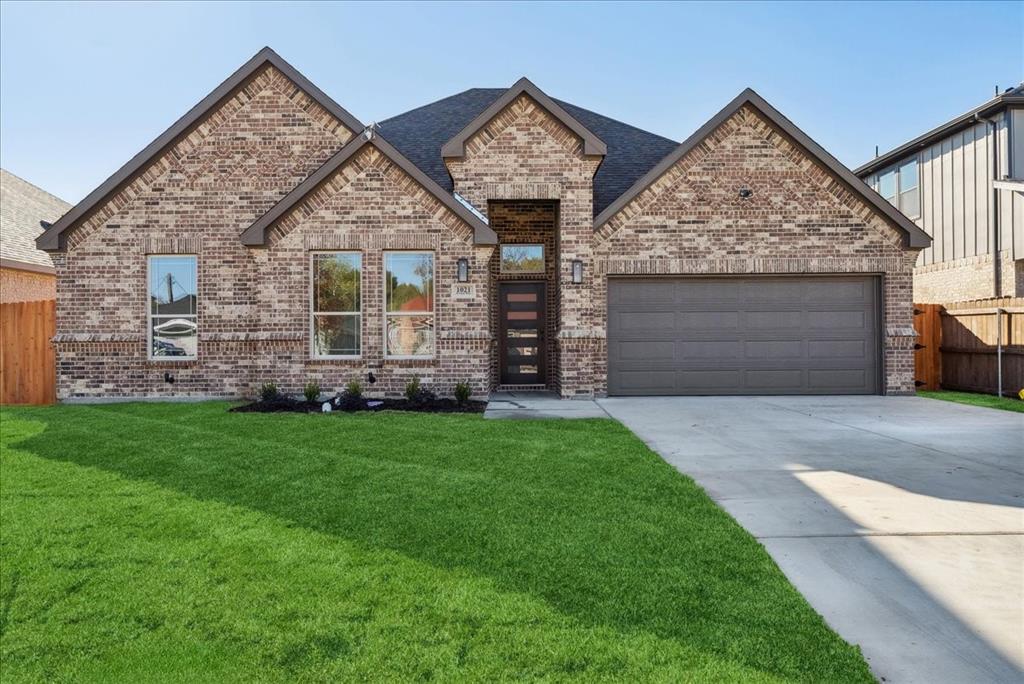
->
[917,389,1024,413]
[0,403,871,682]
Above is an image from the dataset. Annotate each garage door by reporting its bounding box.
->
[607,276,881,396]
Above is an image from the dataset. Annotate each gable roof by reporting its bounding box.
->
[37,47,364,252]
[855,83,1024,177]
[379,88,678,216]
[241,130,497,246]
[0,169,70,273]
[440,77,607,160]
[594,88,932,249]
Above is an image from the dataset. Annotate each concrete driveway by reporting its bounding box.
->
[599,396,1024,684]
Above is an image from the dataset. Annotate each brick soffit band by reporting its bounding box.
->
[593,88,933,250]
[240,132,498,246]
[440,77,608,159]
[36,46,364,252]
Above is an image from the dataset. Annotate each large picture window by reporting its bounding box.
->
[148,255,197,359]
[385,252,434,357]
[311,252,362,357]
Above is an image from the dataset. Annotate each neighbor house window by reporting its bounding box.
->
[148,255,197,359]
[876,159,920,219]
[385,252,434,357]
[500,244,545,274]
[311,252,362,357]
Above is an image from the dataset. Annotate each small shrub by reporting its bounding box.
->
[258,382,279,402]
[404,377,421,402]
[303,381,320,403]
[405,376,437,405]
[454,381,471,405]
[345,379,363,398]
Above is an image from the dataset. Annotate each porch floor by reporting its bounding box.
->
[484,390,608,420]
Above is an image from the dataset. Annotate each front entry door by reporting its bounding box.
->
[499,282,546,385]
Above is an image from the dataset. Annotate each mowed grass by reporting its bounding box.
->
[918,389,1024,413]
[0,403,872,682]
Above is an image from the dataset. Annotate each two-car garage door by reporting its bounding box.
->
[607,276,881,395]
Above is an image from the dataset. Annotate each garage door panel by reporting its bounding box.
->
[746,310,802,329]
[679,311,740,329]
[809,369,868,389]
[678,340,743,359]
[607,276,880,396]
[809,339,866,359]
[745,369,804,389]
[807,310,867,329]
[678,370,742,389]
[616,340,674,361]
[744,340,803,359]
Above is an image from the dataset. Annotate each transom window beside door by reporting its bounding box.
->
[385,252,434,357]
[148,255,197,359]
[311,252,362,357]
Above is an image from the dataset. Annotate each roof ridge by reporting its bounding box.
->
[553,98,677,145]
[379,88,504,125]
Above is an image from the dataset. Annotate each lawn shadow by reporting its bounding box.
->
[6,402,874,682]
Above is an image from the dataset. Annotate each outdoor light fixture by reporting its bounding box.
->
[457,258,469,282]
[739,187,753,199]
[572,260,583,284]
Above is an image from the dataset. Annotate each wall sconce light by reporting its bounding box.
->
[457,258,469,282]
[572,260,583,284]
[738,187,753,199]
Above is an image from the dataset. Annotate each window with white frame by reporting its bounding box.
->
[148,255,197,359]
[875,159,920,219]
[311,252,362,357]
[384,251,434,357]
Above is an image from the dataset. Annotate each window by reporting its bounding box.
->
[500,244,545,274]
[311,252,361,357]
[897,159,919,218]
[148,255,197,359]
[875,159,920,219]
[385,252,434,357]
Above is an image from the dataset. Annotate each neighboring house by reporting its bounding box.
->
[1,169,70,302]
[856,85,1024,303]
[36,47,930,401]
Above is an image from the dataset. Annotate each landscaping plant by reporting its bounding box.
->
[303,381,320,403]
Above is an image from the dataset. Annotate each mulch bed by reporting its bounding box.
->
[230,395,487,414]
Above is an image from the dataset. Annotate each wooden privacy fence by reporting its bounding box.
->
[0,299,56,405]
[913,298,1024,396]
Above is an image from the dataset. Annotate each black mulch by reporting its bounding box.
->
[230,395,487,414]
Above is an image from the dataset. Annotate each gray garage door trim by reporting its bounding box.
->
[607,275,883,396]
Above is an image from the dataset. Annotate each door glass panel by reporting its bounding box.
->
[507,311,537,320]
[507,293,537,303]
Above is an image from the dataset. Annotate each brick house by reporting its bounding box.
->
[1,169,70,303]
[37,48,930,400]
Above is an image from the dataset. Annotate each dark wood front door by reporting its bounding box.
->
[499,282,546,385]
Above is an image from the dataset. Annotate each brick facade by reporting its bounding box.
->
[913,250,1024,304]
[49,67,923,400]
[594,106,919,395]
[1,267,55,303]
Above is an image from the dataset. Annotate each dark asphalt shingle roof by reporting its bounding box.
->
[378,88,679,217]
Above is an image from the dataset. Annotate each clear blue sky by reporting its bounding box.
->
[1,1,1021,203]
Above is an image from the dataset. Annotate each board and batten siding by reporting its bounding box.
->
[864,110,1024,267]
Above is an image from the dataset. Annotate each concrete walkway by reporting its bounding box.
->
[599,395,1024,684]
[484,391,608,419]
